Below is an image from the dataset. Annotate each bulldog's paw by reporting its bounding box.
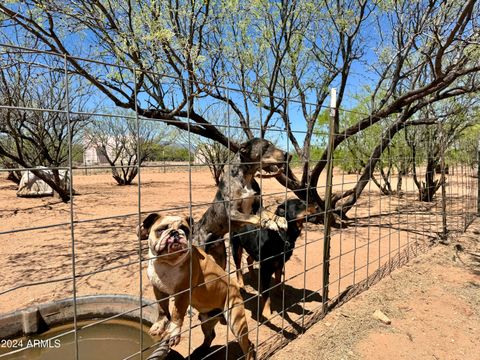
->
[149,319,168,337]
[166,322,182,347]
[169,334,181,347]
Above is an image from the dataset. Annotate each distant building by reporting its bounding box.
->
[193,143,214,165]
[82,136,116,165]
[83,146,109,165]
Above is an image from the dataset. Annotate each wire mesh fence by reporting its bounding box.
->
[0,45,478,360]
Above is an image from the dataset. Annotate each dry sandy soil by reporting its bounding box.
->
[0,166,477,359]
[272,219,480,360]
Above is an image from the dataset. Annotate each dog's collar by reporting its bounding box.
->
[279,231,291,249]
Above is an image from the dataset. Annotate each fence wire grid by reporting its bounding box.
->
[0,45,478,360]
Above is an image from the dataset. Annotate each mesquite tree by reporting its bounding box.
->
[86,115,170,185]
[0,43,91,202]
[406,99,479,202]
[1,0,478,214]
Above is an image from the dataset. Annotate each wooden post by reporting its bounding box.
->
[322,88,336,315]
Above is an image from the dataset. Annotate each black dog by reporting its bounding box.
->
[230,199,316,318]
[193,138,290,269]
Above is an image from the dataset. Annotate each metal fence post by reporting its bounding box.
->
[477,139,480,216]
[64,53,79,360]
[439,124,448,243]
[133,67,144,359]
[321,88,336,315]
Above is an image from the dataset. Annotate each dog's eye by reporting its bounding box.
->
[179,225,190,237]
[155,226,167,237]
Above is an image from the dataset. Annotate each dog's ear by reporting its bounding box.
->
[137,213,161,240]
[276,206,286,218]
[238,142,249,158]
[184,216,194,229]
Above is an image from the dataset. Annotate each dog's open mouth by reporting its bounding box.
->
[256,164,284,178]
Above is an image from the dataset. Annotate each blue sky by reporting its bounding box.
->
[0,2,387,152]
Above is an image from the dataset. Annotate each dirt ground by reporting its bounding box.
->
[272,219,480,360]
[0,166,477,358]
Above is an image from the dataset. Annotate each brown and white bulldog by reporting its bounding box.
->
[138,213,255,359]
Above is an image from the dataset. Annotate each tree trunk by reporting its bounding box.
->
[212,165,223,186]
[30,169,71,202]
[371,173,392,196]
[396,170,404,197]
[418,157,440,202]
[335,118,410,218]
[0,149,72,202]
[111,165,139,185]
[6,171,21,184]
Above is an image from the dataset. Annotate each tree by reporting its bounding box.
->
[2,160,22,184]
[86,115,169,185]
[405,98,479,202]
[182,107,246,185]
[327,101,415,197]
[323,0,480,217]
[1,0,478,215]
[148,143,190,161]
[446,123,480,168]
[195,140,235,185]
[0,41,91,201]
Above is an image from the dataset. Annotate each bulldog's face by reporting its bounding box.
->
[138,213,193,264]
